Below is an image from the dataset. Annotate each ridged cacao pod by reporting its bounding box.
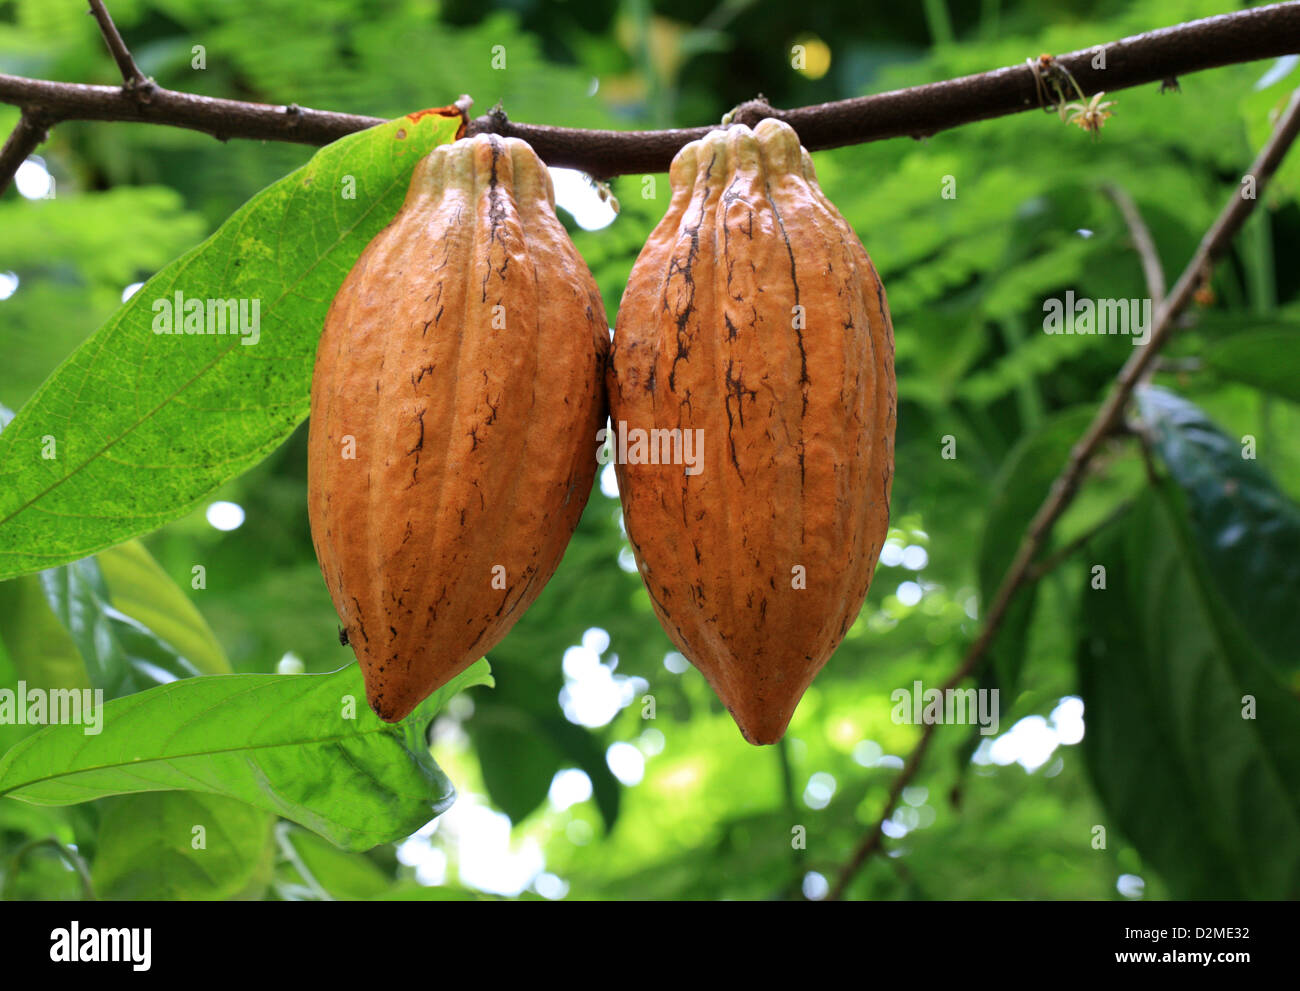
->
[308,134,609,722]
[609,118,896,745]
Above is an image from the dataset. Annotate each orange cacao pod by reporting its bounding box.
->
[308,134,609,722]
[609,118,896,745]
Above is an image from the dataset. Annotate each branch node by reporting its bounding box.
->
[24,110,53,143]
[727,97,779,129]
[465,103,509,138]
[124,74,157,104]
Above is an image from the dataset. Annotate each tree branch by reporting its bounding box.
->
[829,83,1300,901]
[0,3,1295,180]
[474,4,1300,173]
[0,112,52,196]
[0,75,383,149]
[1103,183,1167,305]
[87,0,149,91]
[1024,497,1136,584]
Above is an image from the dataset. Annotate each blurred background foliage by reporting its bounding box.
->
[1,0,1299,900]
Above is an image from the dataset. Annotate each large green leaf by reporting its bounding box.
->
[91,792,275,900]
[1136,385,1300,676]
[1078,486,1300,899]
[977,405,1096,695]
[0,660,492,851]
[0,108,464,581]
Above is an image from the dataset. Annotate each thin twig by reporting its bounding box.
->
[0,4,1295,174]
[87,0,150,91]
[1103,183,1167,304]
[829,84,1300,901]
[0,111,52,196]
[1024,497,1137,583]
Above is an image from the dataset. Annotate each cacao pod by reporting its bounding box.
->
[609,118,896,745]
[308,133,609,722]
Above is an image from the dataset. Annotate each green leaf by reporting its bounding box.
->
[977,405,1096,695]
[91,792,275,900]
[470,702,619,832]
[0,792,75,845]
[0,385,86,738]
[35,543,261,901]
[279,823,392,900]
[1136,385,1300,676]
[78,544,268,901]
[534,712,620,833]
[39,555,208,697]
[0,659,492,851]
[0,108,463,581]
[0,453,284,899]
[1202,327,1300,404]
[468,665,621,832]
[469,702,561,826]
[1,539,226,701]
[1078,485,1300,898]
[0,639,28,756]
[96,540,231,676]
[0,573,90,694]
[0,189,209,411]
